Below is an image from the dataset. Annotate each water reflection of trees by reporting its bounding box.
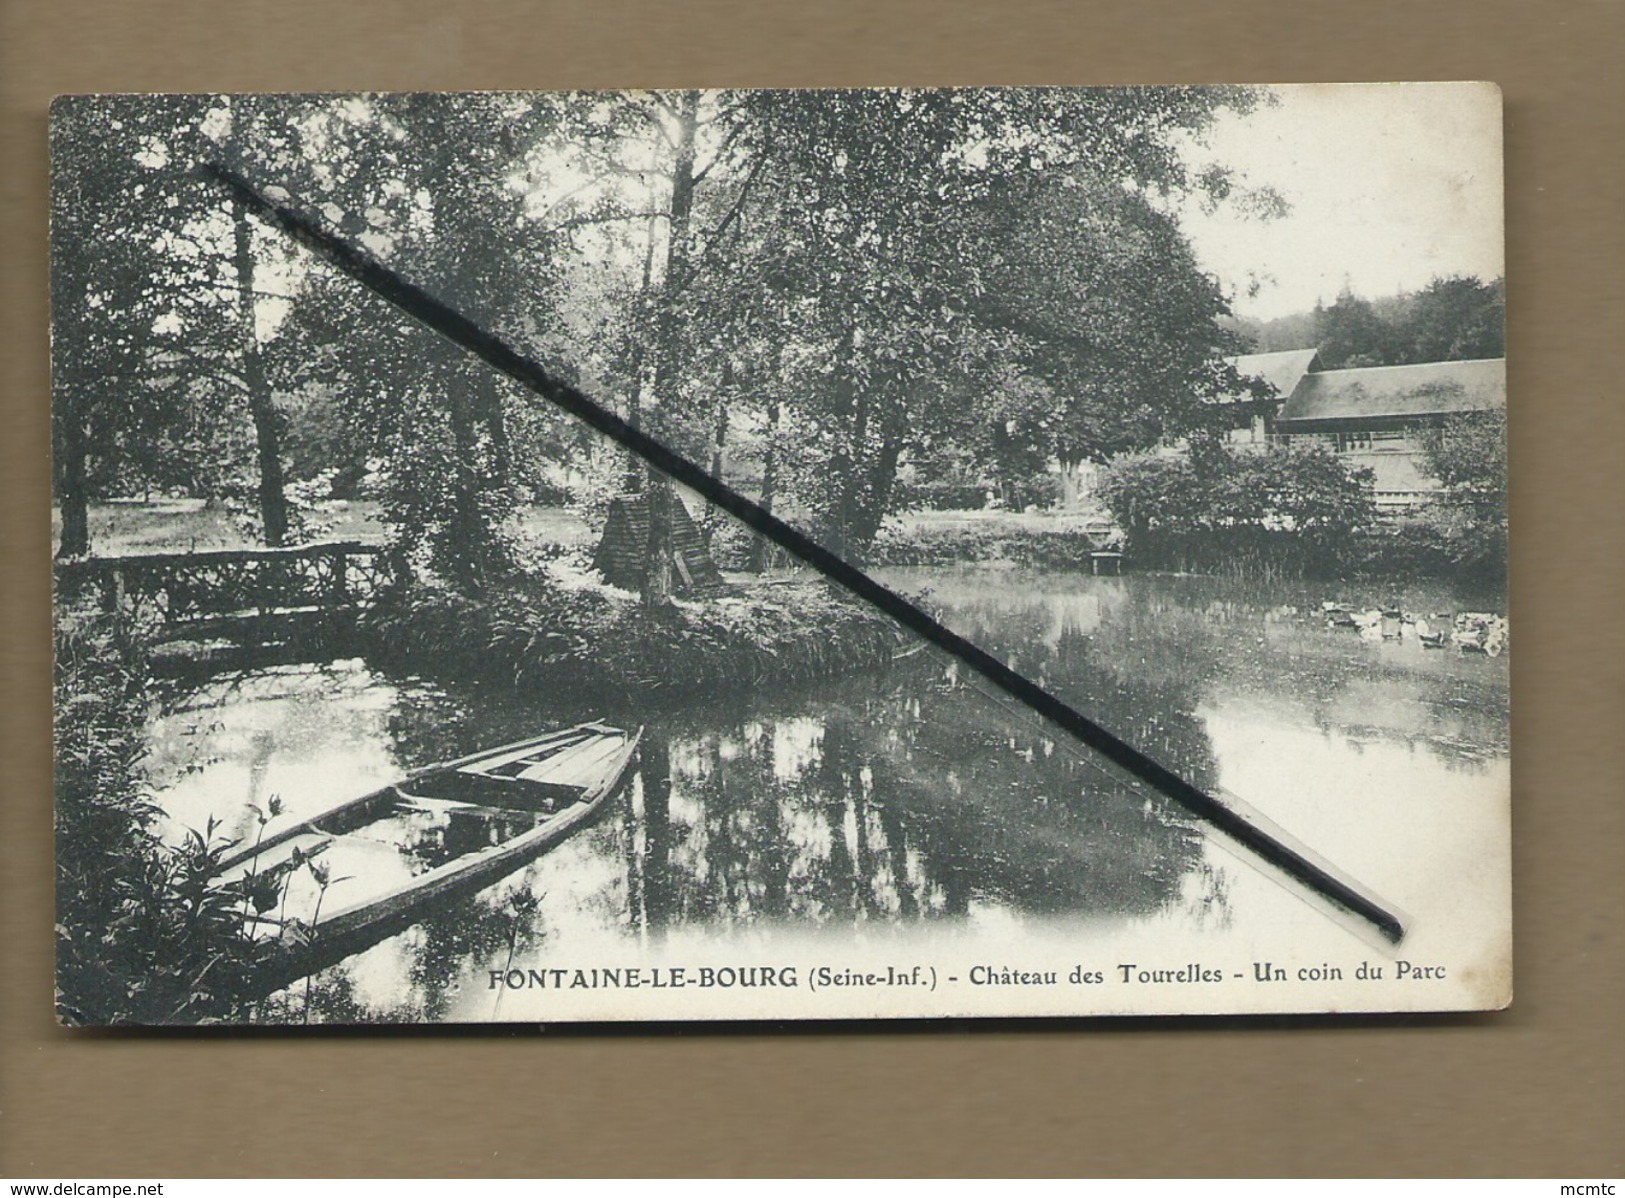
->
[604,590,1226,933]
[341,573,1235,974]
[919,568,1510,772]
[290,882,543,1024]
[143,571,1509,1019]
[400,891,532,1021]
[372,570,1510,996]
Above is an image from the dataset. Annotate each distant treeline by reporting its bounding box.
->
[1224,274,1505,369]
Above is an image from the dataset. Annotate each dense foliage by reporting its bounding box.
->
[51,93,582,576]
[359,573,904,698]
[868,518,1113,569]
[54,609,289,1023]
[1097,440,1376,575]
[646,89,1268,555]
[53,88,1276,571]
[1415,409,1509,576]
[1230,274,1505,369]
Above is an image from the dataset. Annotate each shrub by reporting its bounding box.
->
[1351,505,1505,581]
[705,516,756,570]
[867,522,1108,569]
[893,473,1062,514]
[1098,442,1376,576]
[1416,411,1507,579]
[1013,472,1064,510]
[360,574,901,699]
[55,609,286,1024]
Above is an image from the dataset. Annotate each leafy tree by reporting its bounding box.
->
[972,169,1253,476]
[1415,409,1507,575]
[1098,440,1375,573]
[517,90,758,595]
[1420,409,1506,524]
[52,93,577,577]
[56,88,1278,569]
[1404,275,1505,363]
[52,93,376,551]
[51,93,227,556]
[283,92,574,583]
[925,368,1059,509]
[1313,287,1395,369]
[669,87,1267,556]
[1243,275,1505,369]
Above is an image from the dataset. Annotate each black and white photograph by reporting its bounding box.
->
[50,84,1509,1026]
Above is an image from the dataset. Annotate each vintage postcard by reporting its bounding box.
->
[51,84,1509,1025]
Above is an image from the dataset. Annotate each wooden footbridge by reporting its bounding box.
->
[55,541,401,672]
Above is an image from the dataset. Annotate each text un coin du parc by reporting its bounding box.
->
[484,961,1450,992]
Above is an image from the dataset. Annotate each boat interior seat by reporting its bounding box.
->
[486,758,545,778]
[401,769,586,812]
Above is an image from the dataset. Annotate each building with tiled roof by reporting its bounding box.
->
[1056,350,1505,515]
[1268,357,1506,512]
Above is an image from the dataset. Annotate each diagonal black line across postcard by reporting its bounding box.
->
[202,160,1407,944]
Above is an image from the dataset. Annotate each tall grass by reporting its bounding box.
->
[359,575,903,700]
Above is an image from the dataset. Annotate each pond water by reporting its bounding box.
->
[145,567,1511,1022]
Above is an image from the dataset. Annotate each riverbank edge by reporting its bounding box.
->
[867,513,1503,584]
[867,522,1111,570]
[356,574,908,702]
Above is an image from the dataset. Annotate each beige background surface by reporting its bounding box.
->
[3,0,1621,1178]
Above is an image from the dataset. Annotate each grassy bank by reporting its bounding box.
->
[52,499,595,558]
[359,570,908,702]
[867,509,1120,569]
[868,506,1502,585]
[1109,521,1505,585]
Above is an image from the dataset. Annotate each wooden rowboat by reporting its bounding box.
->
[216,721,642,968]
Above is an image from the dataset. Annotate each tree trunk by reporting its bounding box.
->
[475,380,511,483]
[844,379,873,552]
[233,196,289,548]
[850,423,904,553]
[704,361,733,531]
[54,410,91,559]
[649,90,701,407]
[639,91,702,592]
[445,383,487,585]
[622,215,660,493]
[838,378,908,557]
[1055,457,1093,509]
[708,394,728,489]
[749,397,782,572]
[642,473,675,607]
[825,325,859,560]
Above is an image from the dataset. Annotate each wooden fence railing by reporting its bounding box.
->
[55,541,401,645]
